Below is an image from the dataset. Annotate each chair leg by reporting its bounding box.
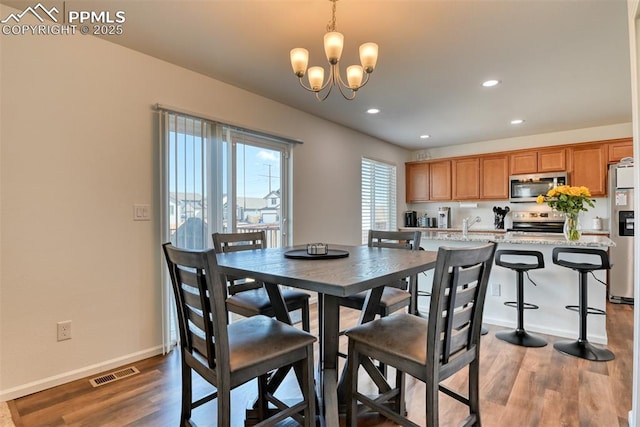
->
[303,345,316,427]
[346,341,360,427]
[468,358,481,426]
[426,380,439,427]
[217,384,231,427]
[394,368,406,416]
[180,359,192,425]
[257,374,269,421]
[301,303,310,332]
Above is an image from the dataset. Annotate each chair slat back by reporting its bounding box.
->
[427,243,496,371]
[212,231,267,294]
[213,231,267,253]
[163,243,230,372]
[368,230,422,290]
[368,230,422,250]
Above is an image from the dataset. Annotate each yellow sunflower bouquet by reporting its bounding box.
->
[536,185,595,240]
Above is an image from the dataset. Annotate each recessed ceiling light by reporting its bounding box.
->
[420,134,430,139]
[482,79,500,87]
[366,108,380,114]
[510,119,525,125]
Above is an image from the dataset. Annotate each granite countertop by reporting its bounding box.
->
[399,227,610,235]
[416,230,615,247]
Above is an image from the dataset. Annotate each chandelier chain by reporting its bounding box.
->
[326,0,338,32]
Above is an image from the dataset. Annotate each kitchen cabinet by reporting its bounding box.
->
[510,151,537,175]
[480,155,509,199]
[537,147,566,172]
[429,160,452,200]
[608,138,633,163]
[510,148,566,175]
[452,158,479,200]
[570,144,607,197]
[406,162,429,202]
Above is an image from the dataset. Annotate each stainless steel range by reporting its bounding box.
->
[509,211,565,234]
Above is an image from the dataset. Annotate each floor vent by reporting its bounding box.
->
[89,366,140,387]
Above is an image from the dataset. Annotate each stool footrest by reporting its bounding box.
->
[504,301,539,310]
[564,305,606,316]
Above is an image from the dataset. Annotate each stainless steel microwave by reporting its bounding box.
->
[509,172,568,203]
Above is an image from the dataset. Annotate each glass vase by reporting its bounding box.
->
[563,212,582,241]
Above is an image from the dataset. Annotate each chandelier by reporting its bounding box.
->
[290,0,379,101]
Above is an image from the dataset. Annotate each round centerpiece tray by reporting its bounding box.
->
[284,249,349,260]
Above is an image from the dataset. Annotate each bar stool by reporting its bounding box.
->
[552,247,614,361]
[494,249,547,347]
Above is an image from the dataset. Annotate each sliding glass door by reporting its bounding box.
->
[159,110,293,350]
[229,131,289,248]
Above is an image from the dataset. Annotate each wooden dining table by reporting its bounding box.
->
[216,244,438,427]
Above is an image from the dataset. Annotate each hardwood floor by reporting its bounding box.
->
[8,302,634,426]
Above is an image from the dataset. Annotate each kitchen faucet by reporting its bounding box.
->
[462,215,481,236]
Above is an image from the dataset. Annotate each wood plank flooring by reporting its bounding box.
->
[8,301,634,426]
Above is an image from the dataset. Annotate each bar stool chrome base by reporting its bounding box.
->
[553,339,615,362]
[496,329,547,347]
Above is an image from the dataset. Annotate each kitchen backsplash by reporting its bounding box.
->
[406,198,610,231]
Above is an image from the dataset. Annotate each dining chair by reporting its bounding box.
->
[338,229,422,319]
[212,231,311,331]
[335,230,422,377]
[162,243,316,427]
[345,242,497,427]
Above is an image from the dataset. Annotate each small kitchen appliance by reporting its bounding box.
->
[437,207,451,229]
[404,210,417,227]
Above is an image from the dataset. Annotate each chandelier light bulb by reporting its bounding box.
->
[290,48,309,77]
[308,66,325,91]
[324,32,344,64]
[346,65,364,89]
[359,43,378,73]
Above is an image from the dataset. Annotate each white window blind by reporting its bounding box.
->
[361,158,397,243]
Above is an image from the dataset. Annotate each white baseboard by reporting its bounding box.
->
[0,345,165,401]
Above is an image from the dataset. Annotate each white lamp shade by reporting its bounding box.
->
[308,66,325,91]
[346,65,364,89]
[290,48,309,76]
[324,32,344,63]
[359,42,378,72]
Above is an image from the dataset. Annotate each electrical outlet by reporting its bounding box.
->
[491,283,501,297]
[57,320,71,341]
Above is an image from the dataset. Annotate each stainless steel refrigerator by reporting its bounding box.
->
[609,161,635,303]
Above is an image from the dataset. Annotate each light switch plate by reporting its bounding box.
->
[133,204,151,221]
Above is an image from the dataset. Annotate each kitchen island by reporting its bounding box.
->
[410,230,615,344]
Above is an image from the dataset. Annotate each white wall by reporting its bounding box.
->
[0,6,410,399]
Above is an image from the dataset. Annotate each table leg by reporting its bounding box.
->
[321,294,340,427]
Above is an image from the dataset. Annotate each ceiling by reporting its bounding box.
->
[7,0,632,149]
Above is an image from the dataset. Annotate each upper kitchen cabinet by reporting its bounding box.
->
[452,158,479,200]
[570,144,607,197]
[429,160,452,201]
[537,147,567,172]
[510,148,566,175]
[607,138,633,164]
[480,155,509,199]
[509,151,537,175]
[406,162,429,202]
